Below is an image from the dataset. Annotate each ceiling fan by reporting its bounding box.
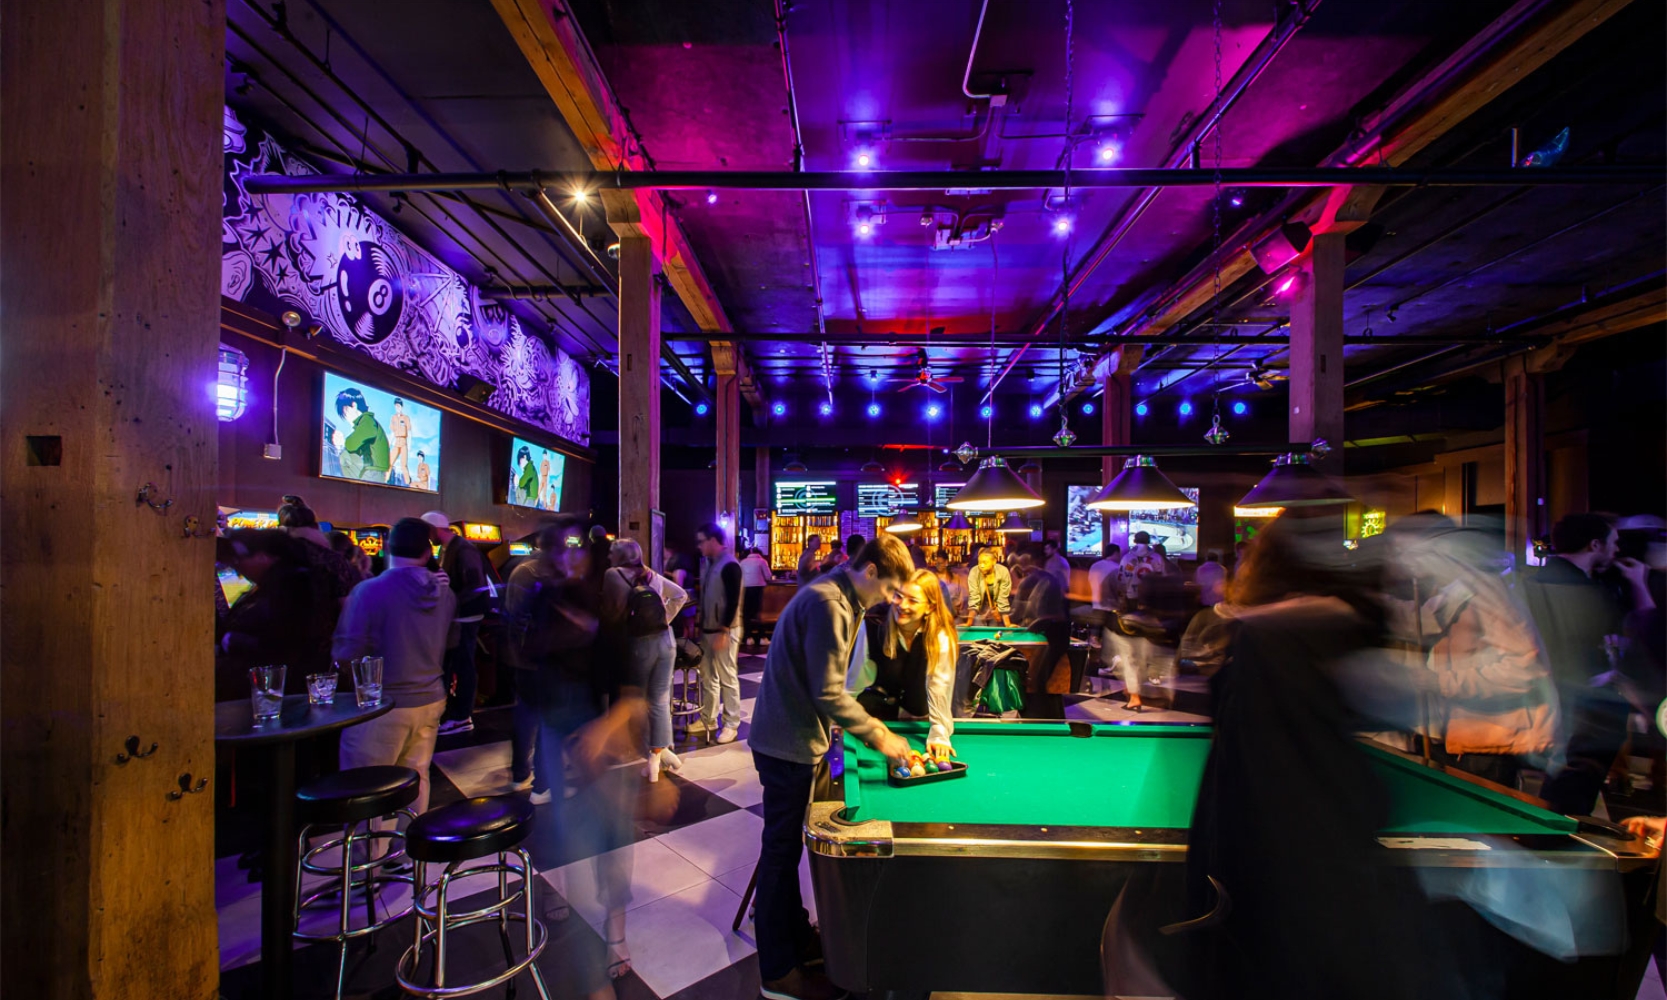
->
[891,347,963,394]
[1241,359,1288,391]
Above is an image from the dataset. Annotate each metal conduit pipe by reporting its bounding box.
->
[775,0,831,404]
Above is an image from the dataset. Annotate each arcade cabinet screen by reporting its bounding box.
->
[320,372,441,493]
[225,509,279,530]
[1065,485,1102,557]
[508,436,565,512]
[1126,487,1201,559]
[347,527,388,559]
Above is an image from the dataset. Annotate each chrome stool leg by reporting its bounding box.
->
[293,810,418,1000]
[397,851,551,998]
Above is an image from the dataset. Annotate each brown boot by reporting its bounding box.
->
[759,965,847,1000]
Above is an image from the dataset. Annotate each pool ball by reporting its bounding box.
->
[909,764,925,778]
[895,766,911,779]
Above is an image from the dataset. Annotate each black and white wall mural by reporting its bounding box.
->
[221,106,591,446]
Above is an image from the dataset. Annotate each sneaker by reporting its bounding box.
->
[716,726,739,745]
[510,773,534,791]
[759,967,847,1000]
[437,718,474,736]
[529,789,553,806]
[686,719,713,735]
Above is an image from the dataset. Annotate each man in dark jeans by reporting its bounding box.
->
[1522,513,1655,816]
[424,511,495,736]
[749,534,915,1000]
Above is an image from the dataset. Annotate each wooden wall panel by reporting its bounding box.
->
[1,0,224,996]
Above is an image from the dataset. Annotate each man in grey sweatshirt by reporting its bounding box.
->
[332,517,456,815]
[750,533,914,1000]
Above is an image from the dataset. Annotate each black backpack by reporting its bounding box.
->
[624,568,669,637]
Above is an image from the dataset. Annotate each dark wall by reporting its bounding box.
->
[219,335,592,534]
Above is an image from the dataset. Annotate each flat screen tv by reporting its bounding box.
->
[857,482,920,518]
[1126,487,1201,559]
[320,372,441,492]
[508,436,566,511]
[1065,485,1103,557]
[774,480,838,516]
[933,482,965,513]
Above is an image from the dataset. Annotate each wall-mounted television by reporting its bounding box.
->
[1065,485,1103,557]
[857,482,920,518]
[508,436,566,511]
[320,372,441,492]
[1126,487,1201,559]
[774,480,838,515]
[933,483,965,513]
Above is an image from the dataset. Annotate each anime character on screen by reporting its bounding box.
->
[414,450,431,491]
[330,388,391,483]
[538,450,553,508]
[388,398,413,486]
[514,446,538,506]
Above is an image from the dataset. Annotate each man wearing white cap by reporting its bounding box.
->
[423,511,494,736]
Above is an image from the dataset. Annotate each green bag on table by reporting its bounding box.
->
[980,667,1026,714]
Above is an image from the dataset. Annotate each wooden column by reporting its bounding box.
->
[612,230,661,539]
[1504,355,1548,561]
[1101,346,1142,553]
[755,445,772,511]
[1288,232,1347,469]
[1,0,224,996]
[713,355,742,534]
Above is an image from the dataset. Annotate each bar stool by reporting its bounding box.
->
[396,795,551,999]
[293,765,422,1000]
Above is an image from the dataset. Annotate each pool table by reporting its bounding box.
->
[953,626,1089,714]
[805,720,1658,999]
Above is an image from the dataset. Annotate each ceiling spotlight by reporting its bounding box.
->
[694,402,710,416]
[1028,403,1044,419]
[1227,190,1245,208]
[925,403,942,420]
[280,310,302,330]
[818,401,833,417]
[1052,215,1074,236]
[771,401,786,417]
[1232,401,1248,416]
[706,189,718,205]
[867,402,881,418]
[855,149,875,169]
[1135,402,1149,416]
[979,404,994,420]
[572,189,589,205]
[1179,401,1194,417]
[1081,402,1095,416]
[856,221,873,237]
[1095,139,1122,164]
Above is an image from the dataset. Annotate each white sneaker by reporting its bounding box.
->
[715,726,739,745]
[529,789,553,806]
[510,774,534,791]
[437,718,474,736]
[659,748,682,772]
[686,719,712,735]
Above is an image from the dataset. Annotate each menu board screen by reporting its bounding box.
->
[933,483,965,513]
[857,482,919,518]
[774,480,838,515]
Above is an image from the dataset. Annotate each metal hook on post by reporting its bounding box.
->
[168,773,209,799]
[115,735,159,764]
[135,483,174,514]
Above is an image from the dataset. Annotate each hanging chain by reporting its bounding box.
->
[988,239,999,450]
[1057,0,1076,439]
[1208,0,1226,389]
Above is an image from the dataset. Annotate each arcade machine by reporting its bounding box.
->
[455,520,511,705]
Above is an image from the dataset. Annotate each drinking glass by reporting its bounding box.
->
[249,665,287,722]
[306,672,338,706]
[352,656,384,708]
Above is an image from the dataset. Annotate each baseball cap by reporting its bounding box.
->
[420,511,452,530]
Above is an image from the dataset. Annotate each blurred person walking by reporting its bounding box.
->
[601,538,688,781]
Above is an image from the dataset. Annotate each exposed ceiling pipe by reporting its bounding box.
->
[978,0,1321,404]
[243,164,1658,196]
[774,0,831,407]
[673,330,1525,347]
[961,0,999,101]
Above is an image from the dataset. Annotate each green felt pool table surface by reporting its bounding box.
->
[839,721,1577,836]
[957,626,1049,644]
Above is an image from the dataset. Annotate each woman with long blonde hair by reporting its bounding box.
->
[854,568,960,760]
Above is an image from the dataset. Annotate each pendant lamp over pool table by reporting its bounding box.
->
[1237,452,1352,508]
[1084,456,1195,512]
[942,510,973,531]
[884,509,925,534]
[996,511,1032,534]
[946,456,1043,511]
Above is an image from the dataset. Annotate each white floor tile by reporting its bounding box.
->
[431,740,521,797]
[716,851,819,929]
[611,879,754,997]
[656,808,764,877]
[670,739,756,780]
[541,837,711,931]
[696,765,764,808]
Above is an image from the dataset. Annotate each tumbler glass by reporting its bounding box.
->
[352,656,384,708]
[306,672,338,706]
[249,665,287,722]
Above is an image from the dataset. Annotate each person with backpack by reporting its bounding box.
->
[602,537,689,782]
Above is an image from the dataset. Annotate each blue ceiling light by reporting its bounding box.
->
[1232,400,1248,416]
[771,401,786,417]
[925,403,942,420]
[1028,403,1044,419]
[1179,401,1194,417]
[694,401,710,416]
[1081,401,1095,416]
[1134,402,1149,417]
[867,402,881,418]
[979,404,993,420]
[818,401,833,417]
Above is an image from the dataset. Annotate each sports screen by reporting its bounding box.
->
[774,480,837,515]
[1065,485,1103,557]
[508,436,566,511]
[1126,487,1201,559]
[857,482,920,518]
[320,372,441,493]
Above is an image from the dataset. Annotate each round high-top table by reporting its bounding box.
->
[216,692,394,1000]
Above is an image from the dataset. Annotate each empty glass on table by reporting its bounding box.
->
[249,664,287,722]
[351,656,384,708]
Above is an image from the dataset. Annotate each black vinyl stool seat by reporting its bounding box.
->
[298,765,420,825]
[398,795,551,999]
[293,765,422,1000]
